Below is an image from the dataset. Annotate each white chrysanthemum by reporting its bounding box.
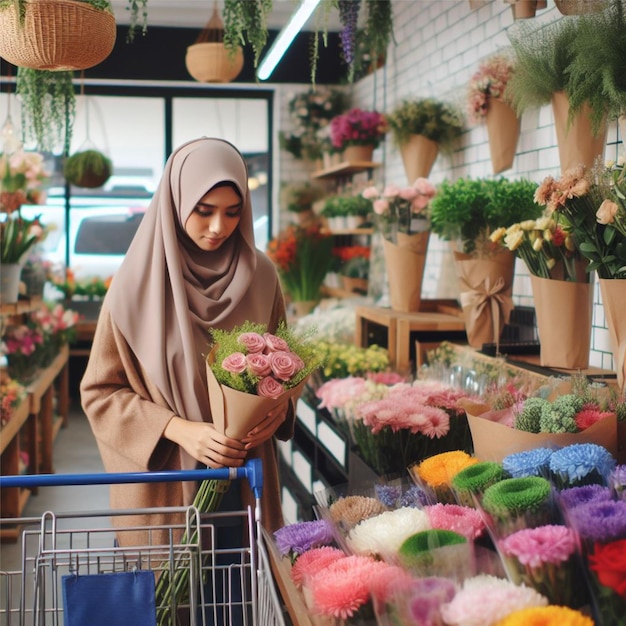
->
[347,507,431,557]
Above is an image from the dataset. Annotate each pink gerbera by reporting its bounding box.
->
[575,407,613,431]
[290,546,346,588]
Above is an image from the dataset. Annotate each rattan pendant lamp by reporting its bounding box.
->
[185,2,244,83]
[0,0,116,71]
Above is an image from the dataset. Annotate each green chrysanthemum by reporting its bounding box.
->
[452,461,506,502]
[482,476,552,520]
[515,397,548,433]
[539,394,583,434]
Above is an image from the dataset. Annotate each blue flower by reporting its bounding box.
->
[502,447,554,478]
[400,485,430,508]
[549,443,616,487]
[375,484,402,508]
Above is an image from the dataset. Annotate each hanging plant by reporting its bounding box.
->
[223,0,273,68]
[64,149,112,188]
[16,68,76,154]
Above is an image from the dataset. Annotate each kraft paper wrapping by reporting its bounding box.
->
[460,399,618,462]
[530,275,593,369]
[599,278,626,390]
[383,231,430,313]
[551,91,608,173]
[206,346,307,440]
[485,99,520,174]
[400,134,439,183]
[454,250,515,349]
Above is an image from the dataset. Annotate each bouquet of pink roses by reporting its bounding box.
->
[206,321,323,438]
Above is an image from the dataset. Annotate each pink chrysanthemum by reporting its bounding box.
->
[290,546,346,588]
[498,525,577,568]
[366,564,415,604]
[310,555,386,619]
[425,503,485,540]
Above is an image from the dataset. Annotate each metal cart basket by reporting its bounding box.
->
[0,459,285,626]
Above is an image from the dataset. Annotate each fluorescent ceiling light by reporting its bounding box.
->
[257,0,322,81]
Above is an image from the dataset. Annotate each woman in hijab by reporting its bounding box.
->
[80,137,294,547]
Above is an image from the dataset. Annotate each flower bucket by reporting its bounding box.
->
[343,144,374,163]
[530,275,593,369]
[551,91,608,174]
[399,134,439,183]
[554,0,607,15]
[0,263,21,305]
[291,300,318,318]
[383,231,430,313]
[510,0,540,19]
[599,278,626,391]
[462,399,617,462]
[454,250,515,349]
[485,99,520,174]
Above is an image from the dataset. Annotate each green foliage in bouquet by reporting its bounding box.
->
[429,177,541,255]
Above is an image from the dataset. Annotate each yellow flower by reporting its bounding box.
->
[532,236,543,252]
[504,229,523,251]
[543,228,552,242]
[494,605,594,626]
[412,450,478,488]
[564,235,575,252]
[546,258,556,270]
[534,216,552,231]
[489,227,507,243]
[519,219,536,231]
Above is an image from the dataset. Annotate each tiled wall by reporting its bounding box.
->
[274,0,624,372]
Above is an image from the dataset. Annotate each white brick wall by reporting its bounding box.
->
[272,0,624,372]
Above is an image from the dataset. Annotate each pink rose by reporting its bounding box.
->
[257,376,285,399]
[362,186,380,200]
[263,332,289,353]
[411,195,430,213]
[383,184,400,198]
[269,351,299,381]
[373,199,389,215]
[237,332,266,353]
[246,353,272,377]
[412,177,436,198]
[221,352,247,374]
[398,187,419,201]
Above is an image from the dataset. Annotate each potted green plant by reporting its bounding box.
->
[506,15,610,172]
[64,149,113,189]
[321,194,372,230]
[429,177,542,348]
[386,98,464,182]
[281,182,325,226]
[334,245,370,294]
[329,108,387,163]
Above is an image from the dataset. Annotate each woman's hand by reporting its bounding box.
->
[163,417,247,468]
[241,401,290,450]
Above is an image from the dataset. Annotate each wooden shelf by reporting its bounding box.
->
[0,296,43,318]
[311,161,380,180]
[0,345,70,541]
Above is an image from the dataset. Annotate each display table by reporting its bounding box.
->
[0,345,70,542]
[355,301,467,373]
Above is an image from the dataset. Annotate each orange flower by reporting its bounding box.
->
[412,450,479,488]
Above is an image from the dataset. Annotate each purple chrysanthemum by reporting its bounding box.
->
[502,448,554,478]
[610,464,626,498]
[274,519,336,557]
[558,484,612,512]
[568,499,626,543]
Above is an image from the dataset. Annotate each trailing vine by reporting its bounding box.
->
[223,0,273,68]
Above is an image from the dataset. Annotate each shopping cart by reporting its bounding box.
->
[0,459,286,626]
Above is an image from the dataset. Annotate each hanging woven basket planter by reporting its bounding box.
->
[185,5,244,83]
[0,0,116,71]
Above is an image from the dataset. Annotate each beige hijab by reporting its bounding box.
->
[107,137,273,423]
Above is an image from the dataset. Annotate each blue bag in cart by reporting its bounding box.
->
[62,570,157,626]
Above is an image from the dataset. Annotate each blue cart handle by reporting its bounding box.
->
[0,458,263,499]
